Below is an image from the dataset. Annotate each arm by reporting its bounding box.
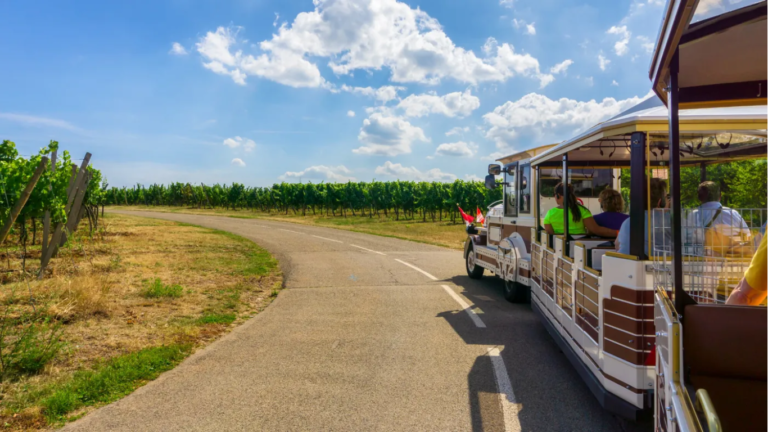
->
[583,217,619,238]
[544,224,555,235]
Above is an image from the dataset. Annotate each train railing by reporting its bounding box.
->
[542,247,556,299]
[556,256,574,317]
[574,267,600,343]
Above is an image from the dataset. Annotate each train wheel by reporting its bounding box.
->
[504,280,529,303]
[466,247,484,279]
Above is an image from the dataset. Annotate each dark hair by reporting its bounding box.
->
[648,178,667,210]
[697,181,720,203]
[555,182,582,222]
[599,188,624,213]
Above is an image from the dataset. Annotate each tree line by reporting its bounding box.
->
[105,180,503,223]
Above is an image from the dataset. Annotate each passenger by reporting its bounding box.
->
[685,181,750,252]
[616,178,671,256]
[726,234,767,306]
[593,189,629,231]
[543,183,619,237]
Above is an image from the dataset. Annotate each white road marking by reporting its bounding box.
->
[311,235,343,243]
[487,347,522,432]
[349,244,387,255]
[441,285,486,328]
[279,229,303,234]
[394,259,438,281]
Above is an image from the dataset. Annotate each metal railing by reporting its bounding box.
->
[575,268,600,342]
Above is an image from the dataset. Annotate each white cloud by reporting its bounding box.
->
[273,13,280,27]
[375,161,457,182]
[341,85,404,103]
[550,59,573,75]
[464,174,483,182]
[482,91,652,151]
[354,113,429,156]
[0,113,80,131]
[500,0,516,7]
[512,19,536,35]
[598,54,611,71]
[223,136,256,152]
[636,35,654,53]
[347,110,356,117]
[279,165,356,182]
[170,42,188,55]
[607,25,631,56]
[231,158,246,167]
[195,0,556,88]
[611,80,619,86]
[397,89,480,118]
[482,151,507,161]
[445,126,470,136]
[434,141,478,157]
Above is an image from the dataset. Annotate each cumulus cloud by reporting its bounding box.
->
[397,89,480,118]
[512,19,536,35]
[170,42,188,55]
[598,54,611,71]
[354,113,429,156]
[611,80,619,86]
[375,161,457,182]
[434,141,478,157]
[549,59,573,75]
[341,85,404,103]
[607,25,631,56]
[280,165,356,182]
[231,158,246,167]
[482,91,652,151]
[223,136,256,152]
[636,35,654,53]
[195,1,557,88]
[347,110,356,117]
[445,126,470,137]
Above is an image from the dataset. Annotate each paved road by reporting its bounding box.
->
[64,211,651,432]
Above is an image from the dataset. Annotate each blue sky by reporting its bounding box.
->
[1,0,739,186]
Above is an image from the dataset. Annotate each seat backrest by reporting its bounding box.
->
[684,304,767,380]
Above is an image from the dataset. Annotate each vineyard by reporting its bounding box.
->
[104,179,503,223]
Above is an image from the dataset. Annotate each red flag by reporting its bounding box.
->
[476,207,485,225]
[457,205,475,226]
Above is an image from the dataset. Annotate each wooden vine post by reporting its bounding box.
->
[0,156,49,245]
[42,150,57,253]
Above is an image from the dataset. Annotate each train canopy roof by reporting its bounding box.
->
[529,95,767,168]
[496,144,557,165]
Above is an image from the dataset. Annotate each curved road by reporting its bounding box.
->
[64,211,650,432]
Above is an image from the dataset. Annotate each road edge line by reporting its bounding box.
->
[440,285,486,328]
[394,259,438,281]
[487,346,521,432]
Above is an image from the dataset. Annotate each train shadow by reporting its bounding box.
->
[438,274,651,432]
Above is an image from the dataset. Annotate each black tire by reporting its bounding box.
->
[466,247,484,279]
[504,280,529,303]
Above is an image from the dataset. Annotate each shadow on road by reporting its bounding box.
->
[437,274,653,432]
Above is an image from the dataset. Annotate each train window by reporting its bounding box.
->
[504,164,517,217]
[519,164,531,214]
[539,168,613,198]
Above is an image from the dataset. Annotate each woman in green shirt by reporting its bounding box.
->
[543,183,619,237]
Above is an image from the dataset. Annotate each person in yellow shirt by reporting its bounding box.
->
[726,234,767,306]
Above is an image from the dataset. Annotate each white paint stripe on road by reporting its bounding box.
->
[487,347,522,432]
[279,229,303,234]
[394,259,438,281]
[311,235,343,243]
[441,285,486,328]
[349,244,386,255]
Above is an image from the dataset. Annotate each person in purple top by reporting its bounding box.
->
[593,189,629,231]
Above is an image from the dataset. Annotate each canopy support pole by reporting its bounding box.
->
[700,162,707,183]
[562,154,569,256]
[535,166,541,235]
[629,132,647,258]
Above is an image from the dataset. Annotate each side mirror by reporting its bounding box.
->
[488,164,501,176]
[484,174,497,190]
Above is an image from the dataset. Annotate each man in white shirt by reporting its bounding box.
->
[685,181,750,255]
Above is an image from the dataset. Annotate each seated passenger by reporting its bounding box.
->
[593,189,629,231]
[616,178,671,256]
[726,234,767,305]
[684,181,750,254]
[543,183,619,238]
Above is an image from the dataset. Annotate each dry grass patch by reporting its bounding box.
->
[0,214,281,430]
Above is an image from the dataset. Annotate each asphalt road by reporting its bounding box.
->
[63,211,651,432]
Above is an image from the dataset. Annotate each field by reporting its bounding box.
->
[0,214,281,430]
[109,206,470,250]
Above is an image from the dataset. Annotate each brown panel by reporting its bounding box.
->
[471,234,487,247]
[519,268,530,278]
[532,276,541,285]
[610,285,654,304]
[604,310,649,334]
[477,254,497,266]
[603,370,646,394]
[516,227,532,251]
[603,298,654,320]
[575,313,599,342]
[501,224,516,239]
[542,281,554,298]
[604,326,655,350]
[603,338,649,365]
[575,279,599,306]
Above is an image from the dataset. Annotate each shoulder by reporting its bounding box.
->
[579,205,592,217]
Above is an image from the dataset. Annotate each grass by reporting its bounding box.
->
[0,214,282,431]
[41,344,191,421]
[109,205,468,249]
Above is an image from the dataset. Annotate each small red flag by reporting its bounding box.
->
[457,205,475,226]
[476,207,485,225]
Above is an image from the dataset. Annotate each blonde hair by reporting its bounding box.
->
[599,188,624,213]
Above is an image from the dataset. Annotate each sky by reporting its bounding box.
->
[0,0,752,187]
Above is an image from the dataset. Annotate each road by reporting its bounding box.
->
[63,211,651,432]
